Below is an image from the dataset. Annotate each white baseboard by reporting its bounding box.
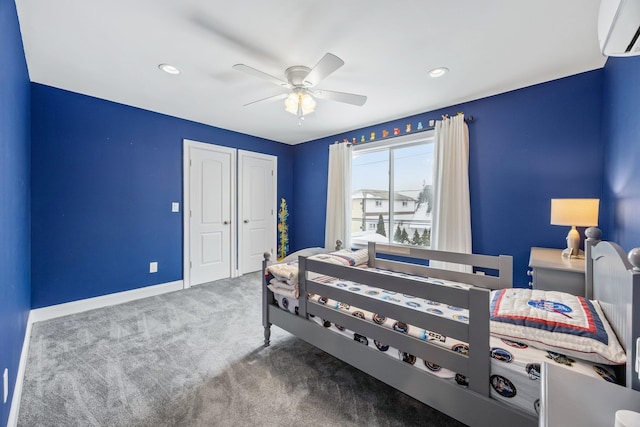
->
[30,280,184,323]
[7,311,32,427]
[7,280,183,426]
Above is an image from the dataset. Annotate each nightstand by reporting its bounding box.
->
[540,362,640,426]
[527,247,585,296]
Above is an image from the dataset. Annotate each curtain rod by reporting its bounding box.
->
[332,113,474,146]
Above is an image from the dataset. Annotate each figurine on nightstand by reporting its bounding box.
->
[393,128,400,135]
[417,122,423,130]
[370,132,376,140]
[406,124,411,132]
[361,135,365,143]
[382,129,389,138]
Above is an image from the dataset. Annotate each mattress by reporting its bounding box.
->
[270,270,618,417]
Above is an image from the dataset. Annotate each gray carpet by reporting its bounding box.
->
[18,273,466,426]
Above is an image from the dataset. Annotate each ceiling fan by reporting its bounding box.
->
[233,53,367,124]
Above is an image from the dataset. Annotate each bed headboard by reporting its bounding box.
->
[586,237,640,390]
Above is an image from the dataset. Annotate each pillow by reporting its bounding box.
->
[279,247,328,264]
[489,288,626,365]
[345,248,369,266]
[308,249,368,267]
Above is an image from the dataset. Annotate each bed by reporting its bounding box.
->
[262,234,640,427]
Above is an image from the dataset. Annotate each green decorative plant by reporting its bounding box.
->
[277,198,289,261]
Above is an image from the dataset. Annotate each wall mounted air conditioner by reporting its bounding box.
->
[598,0,640,56]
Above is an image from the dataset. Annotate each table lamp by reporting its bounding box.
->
[550,198,599,258]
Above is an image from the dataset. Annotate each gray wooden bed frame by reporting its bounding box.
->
[262,234,640,427]
[584,229,640,392]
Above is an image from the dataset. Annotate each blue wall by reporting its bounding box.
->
[4,7,638,422]
[0,0,31,424]
[602,55,640,252]
[31,85,292,308]
[292,70,604,287]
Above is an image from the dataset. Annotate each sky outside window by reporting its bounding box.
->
[352,143,433,192]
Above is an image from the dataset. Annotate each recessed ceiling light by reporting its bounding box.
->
[429,67,449,78]
[158,63,181,75]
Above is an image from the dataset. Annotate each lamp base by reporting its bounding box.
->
[562,226,582,259]
[561,247,584,259]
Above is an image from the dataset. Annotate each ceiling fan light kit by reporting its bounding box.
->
[284,91,316,117]
[233,53,367,125]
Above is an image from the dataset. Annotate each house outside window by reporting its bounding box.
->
[351,131,434,248]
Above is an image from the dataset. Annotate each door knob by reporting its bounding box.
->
[244,220,249,223]
[223,221,230,225]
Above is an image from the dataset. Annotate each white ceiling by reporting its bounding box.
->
[15,0,606,145]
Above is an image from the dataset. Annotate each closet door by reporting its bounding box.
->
[238,150,277,274]
[184,141,235,286]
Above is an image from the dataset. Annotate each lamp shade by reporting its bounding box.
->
[550,198,599,226]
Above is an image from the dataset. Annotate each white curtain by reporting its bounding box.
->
[431,114,472,272]
[325,143,352,249]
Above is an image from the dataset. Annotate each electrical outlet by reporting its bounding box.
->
[149,262,158,273]
[171,202,179,212]
[3,368,8,404]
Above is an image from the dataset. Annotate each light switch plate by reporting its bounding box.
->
[171,202,179,212]
[150,262,158,273]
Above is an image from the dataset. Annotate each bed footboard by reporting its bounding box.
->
[262,251,274,347]
[262,241,343,347]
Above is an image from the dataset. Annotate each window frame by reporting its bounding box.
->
[351,130,435,249]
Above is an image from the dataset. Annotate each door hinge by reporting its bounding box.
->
[190,210,192,218]
[189,261,192,269]
[190,159,192,166]
[271,170,274,176]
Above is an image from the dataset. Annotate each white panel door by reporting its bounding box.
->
[188,144,234,285]
[239,150,276,274]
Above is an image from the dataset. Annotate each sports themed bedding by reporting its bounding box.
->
[490,288,626,364]
[265,251,623,417]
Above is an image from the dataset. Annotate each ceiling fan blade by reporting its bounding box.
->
[191,15,279,64]
[303,53,344,87]
[243,92,288,107]
[233,64,290,88]
[313,89,367,106]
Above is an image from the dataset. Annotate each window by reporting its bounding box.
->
[351,131,434,248]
